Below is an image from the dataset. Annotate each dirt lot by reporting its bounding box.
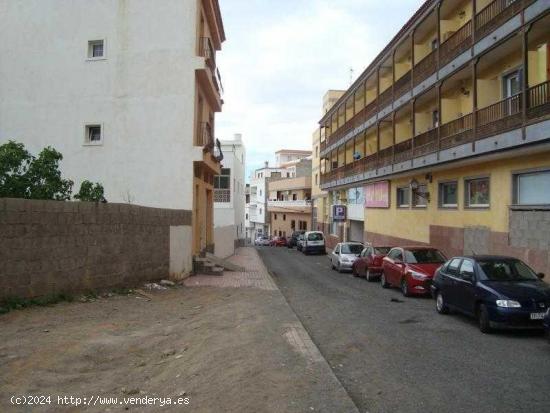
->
[0,249,358,413]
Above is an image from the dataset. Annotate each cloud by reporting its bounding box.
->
[216,0,424,179]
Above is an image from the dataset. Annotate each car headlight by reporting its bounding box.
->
[409,270,428,281]
[496,300,521,308]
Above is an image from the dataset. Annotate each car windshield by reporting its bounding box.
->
[374,247,391,255]
[341,244,363,254]
[404,249,446,264]
[478,259,539,282]
[308,233,323,241]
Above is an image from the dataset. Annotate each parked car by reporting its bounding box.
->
[431,255,550,333]
[330,242,364,273]
[287,230,306,249]
[381,247,446,296]
[301,231,326,255]
[254,236,270,246]
[544,308,550,343]
[352,246,393,281]
[270,236,287,247]
[296,234,305,252]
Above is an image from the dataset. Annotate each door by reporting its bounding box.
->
[454,259,478,316]
[442,258,462,307]
[503,69,522,115]
[386,249,403,285]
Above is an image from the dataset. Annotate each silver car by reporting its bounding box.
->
[330,242,364,273]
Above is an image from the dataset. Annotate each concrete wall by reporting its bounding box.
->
[214,225,236,258]
[0,198,192,301]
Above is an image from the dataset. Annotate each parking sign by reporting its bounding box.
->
[332,205,347,221]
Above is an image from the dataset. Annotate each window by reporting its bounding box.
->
[439,181,458,208]
[246,213,248,220]
[404,249,446,264]
[283,214,286,221]
[274,214,277,220]
[459,260,475,280]
[299,221,307,230]
[431,38,438,51]
[397,187,410,208]
[447,258,462,276]
[214,168,231,202]
[388,249,403,261]
[259,189,262,196]
[465,177,490,208]
[412,184,427,208]
[85,124,102,144]
[292,194,297,201]
[88,40,105,59]
[514,170,550,205]
[308,233,323,241]
[291,220,296,229]
[315,174,318,185]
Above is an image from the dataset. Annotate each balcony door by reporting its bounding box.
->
[503,69,522,116]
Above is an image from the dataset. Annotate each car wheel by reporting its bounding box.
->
[366,269,373,282]
[436,292,450,314]
[478,304,492,334]
[380,272,390,288]
[400,278,410,297]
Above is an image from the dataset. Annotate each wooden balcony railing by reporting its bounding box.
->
[413,129,438,157]
[475,0,525,40]
[319,82,550,187]
[199,37,216,71]
[477,93,522,138]
[394,71,412,98]
[413,50,437,87]
[394,139,413,164]
[378,87,393,109]
[440,113,474,150]
[439,20,473,67]
[527,80,550,120]
[377,147,393,168]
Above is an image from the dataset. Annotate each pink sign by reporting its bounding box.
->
[365,181,390,208]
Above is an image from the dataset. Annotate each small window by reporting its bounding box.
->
[397,187,410,208]
[465,177,490,208]
[291,220,296,229]
[514,170,550,205]
[274,214,277,220]
[459,260,475,280]
[439,181,458,208]
[283,214,286,221]
[88,40,105,59]
[85,124,102,144]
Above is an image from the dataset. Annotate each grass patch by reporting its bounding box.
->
[0,293,74,315]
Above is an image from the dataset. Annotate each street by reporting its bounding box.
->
[258,246,550,413]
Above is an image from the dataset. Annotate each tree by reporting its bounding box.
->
[0,141,32,198]
[74,180,105,202]
[0,141,73,200]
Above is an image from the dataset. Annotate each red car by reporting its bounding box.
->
[381,246,447,296]
[352,246,393,281]
[270,236,287,247]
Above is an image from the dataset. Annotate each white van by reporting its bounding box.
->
[302,231,326,255]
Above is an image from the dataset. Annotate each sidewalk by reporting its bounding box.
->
[0,247,358,413]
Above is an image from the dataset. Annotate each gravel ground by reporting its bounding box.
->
[0,248,358,413]
[259,246,550,413]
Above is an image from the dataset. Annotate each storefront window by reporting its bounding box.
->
[515,171,550,205]
[466,177,490,208]
[439,181,458,208]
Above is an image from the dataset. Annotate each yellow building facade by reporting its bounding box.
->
[318,0,550,276]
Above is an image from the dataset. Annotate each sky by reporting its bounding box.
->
[216,0,425,180]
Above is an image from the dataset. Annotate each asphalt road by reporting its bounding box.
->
[258,246,550,413]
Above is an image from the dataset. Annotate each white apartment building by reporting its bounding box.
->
[214,134,246,257]
[0,0,226,274]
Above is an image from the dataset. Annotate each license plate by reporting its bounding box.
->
[530,313,545,320]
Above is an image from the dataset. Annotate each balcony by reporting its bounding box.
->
[413,50,437,87]
[439,20,473,67]
[475,0,531,40]
[394,71,412,99]
[197,37,223,112]
[199,37,216,71]
[268,200,312,208]
[320,81,550,188]
[197,122,214,148]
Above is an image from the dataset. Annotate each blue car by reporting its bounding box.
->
[431,255,549,334]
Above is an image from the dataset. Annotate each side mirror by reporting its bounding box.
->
[463,272,475,282]
[537,272,545,279]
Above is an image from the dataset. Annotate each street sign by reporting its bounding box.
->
[332,205,347,221]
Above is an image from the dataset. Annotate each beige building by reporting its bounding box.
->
[268,175,312,238]
[311,90,345,234]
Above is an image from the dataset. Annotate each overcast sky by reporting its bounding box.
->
[216,0,425,180]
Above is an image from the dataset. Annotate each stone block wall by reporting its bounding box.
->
[0,198,192,300]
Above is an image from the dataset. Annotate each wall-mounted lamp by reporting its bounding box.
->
[460,87,470,96]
